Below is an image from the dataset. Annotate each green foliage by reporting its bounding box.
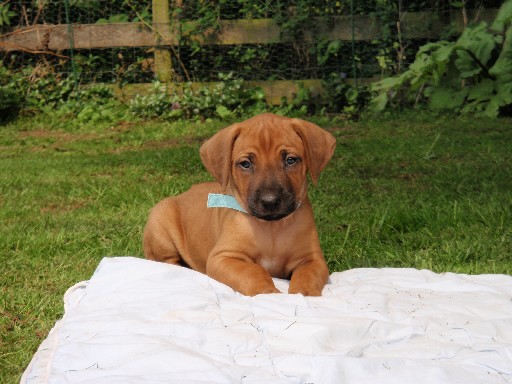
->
[0,87,19,122]
[0,61,78,115]
[275,83,316,117]
[58,84,131,127]
[129,75,342,121]
[322,73,371,119]
[128,82,170,119]
[0,2,16,26]
[22,75,76,114]
[67,0,150,24]
[0,65,20,122]
[370,1,512,117]
[96,13,130,24]
[3,1,510,123]
[0,62,129,128]
[129,73,267,121]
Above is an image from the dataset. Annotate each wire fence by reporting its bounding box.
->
[0,1,504,89]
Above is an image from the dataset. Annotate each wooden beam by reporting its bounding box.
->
[0,10,499,53]
[0,23,154,52]
[152,0,172,82]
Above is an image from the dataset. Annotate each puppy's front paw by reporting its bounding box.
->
[288,284,323,297]
[245,285,280,296]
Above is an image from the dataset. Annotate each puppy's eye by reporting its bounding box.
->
[285,156,298,166]
[239,160,251,169]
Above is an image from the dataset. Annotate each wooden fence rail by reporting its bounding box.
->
[0,7,498,104]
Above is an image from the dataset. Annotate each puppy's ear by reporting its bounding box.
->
[291,118,336,184]
[200,123,241,189]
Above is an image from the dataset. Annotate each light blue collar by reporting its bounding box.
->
[207,193,248,214]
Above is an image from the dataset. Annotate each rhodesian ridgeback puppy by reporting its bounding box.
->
[143,113,336,296]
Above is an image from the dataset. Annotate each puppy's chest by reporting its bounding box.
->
[254,235,292,279]
[232,214,300,279]
[260,255,288,279]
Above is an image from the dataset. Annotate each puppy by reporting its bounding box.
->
[143,113,336,296]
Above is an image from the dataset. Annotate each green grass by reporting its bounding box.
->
[1,113,511,383]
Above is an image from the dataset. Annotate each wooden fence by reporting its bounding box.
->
[0,2,498,104]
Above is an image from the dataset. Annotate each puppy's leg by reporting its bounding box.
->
[143,229,181,265]
[207,257,280,296]
[288,259,329,296]
[143,198,182,265]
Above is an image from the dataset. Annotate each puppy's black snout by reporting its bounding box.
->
[249,183,296,221]
[259,191,281,211]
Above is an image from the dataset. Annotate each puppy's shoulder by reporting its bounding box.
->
[186,182,223,196]
[149,182,222,220]
[175,182,223,211]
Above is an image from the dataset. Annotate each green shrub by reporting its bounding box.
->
[0,86,19,122]
[370,1,512,117]
[58,84,130,127]
[129,73,267,121]
[322,73,371,119]
[0,64,21,122]
[0,61,130,128]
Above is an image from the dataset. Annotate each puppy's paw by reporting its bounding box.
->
[246,286,280,296]
[288,285,323,297]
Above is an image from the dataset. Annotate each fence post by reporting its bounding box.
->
[152,0,172,82]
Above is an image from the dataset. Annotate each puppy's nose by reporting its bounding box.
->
[259,191,280,211]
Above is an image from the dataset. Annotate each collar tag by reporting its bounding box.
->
[207,193,248,214]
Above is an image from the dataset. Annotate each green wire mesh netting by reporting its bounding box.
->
[0,1,505,87]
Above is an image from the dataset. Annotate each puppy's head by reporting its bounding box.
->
[200,113,336,221]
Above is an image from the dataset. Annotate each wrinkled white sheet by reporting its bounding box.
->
[22,257,512,384]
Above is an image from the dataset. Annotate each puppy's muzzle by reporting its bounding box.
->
[248,184,297,221]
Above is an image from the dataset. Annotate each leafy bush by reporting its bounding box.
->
[0,62,129,128]
[0,87,19,122]
[128,74,340,121]
[128,82,171,119]
[57,84,130,127]
[129,73,267,121]
[282,91,315,116]
[0,61,77,115]
[322,73,370,119]
[370,1,512,117]
[0,64,20,122]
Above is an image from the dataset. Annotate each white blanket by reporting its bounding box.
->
[22,257,512,384]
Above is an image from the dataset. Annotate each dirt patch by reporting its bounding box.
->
[142,135,208,149]
[108,134,209,154]
[40,200,88,214]
[19,130,100,142]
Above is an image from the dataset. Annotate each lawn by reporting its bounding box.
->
[1,113,511,383]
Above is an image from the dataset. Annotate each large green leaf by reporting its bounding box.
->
[455,23,497,78]
[467,79,495,101]
[491,0,512,32]
[369,92,389,112]
[497,82,512,105]
[429,87,468,111]
[427,44,455,85]
[489,28,512,82]
[490,82,512,116]
[371,74,407,92]
[484,97,504,118]
[432,44,455,64]
[409,43,448,71]
[462,81,512,117]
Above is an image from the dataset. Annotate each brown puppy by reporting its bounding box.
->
[143,113,336,296]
